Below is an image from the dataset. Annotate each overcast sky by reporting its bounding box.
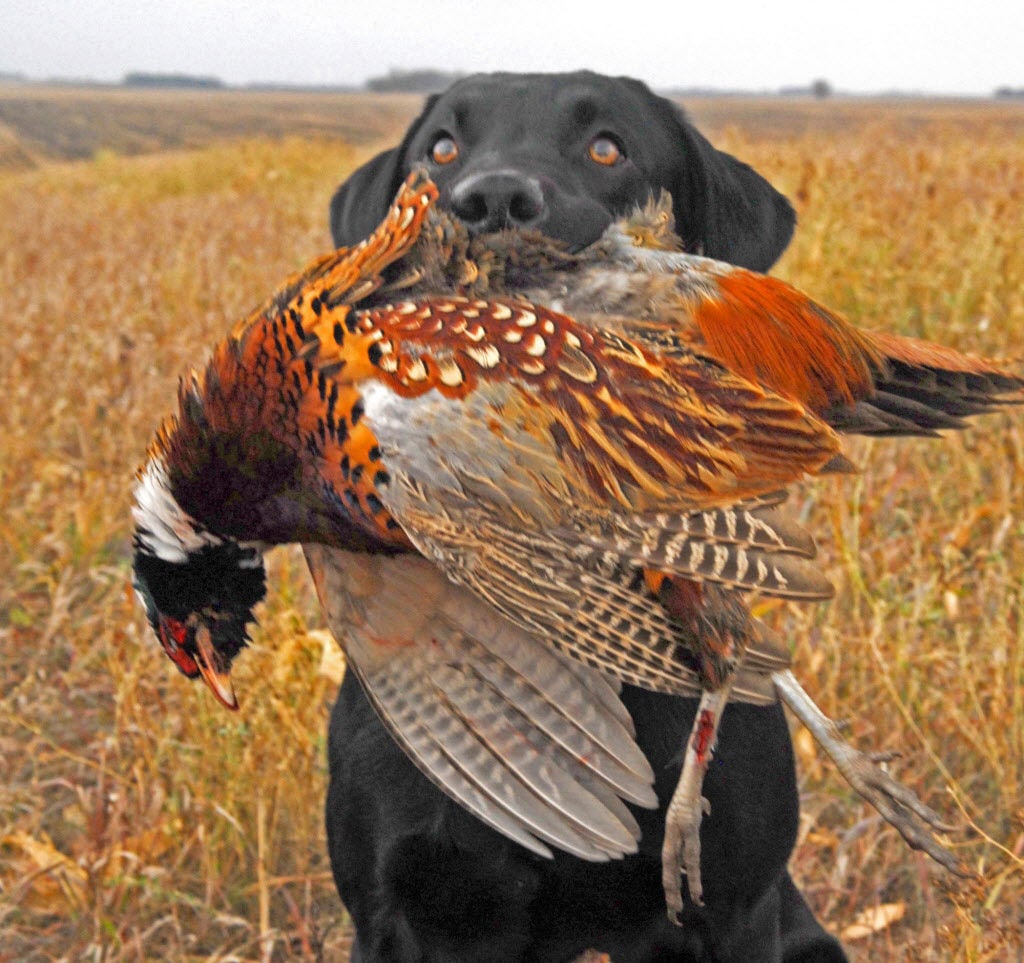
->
[2,0,1021,95]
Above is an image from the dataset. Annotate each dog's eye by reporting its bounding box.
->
[588,135,623,167]
[430,135,459,165]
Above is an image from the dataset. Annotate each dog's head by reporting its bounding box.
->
[330,71,795,272]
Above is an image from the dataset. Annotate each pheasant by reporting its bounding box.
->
[132,170,1022,921]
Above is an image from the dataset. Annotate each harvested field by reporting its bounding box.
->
[1,88,1023,959]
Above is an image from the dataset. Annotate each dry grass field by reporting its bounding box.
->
[1,87,1023,960]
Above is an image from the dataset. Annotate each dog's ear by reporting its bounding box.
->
[329,96,440,247]
[668,107,796,272]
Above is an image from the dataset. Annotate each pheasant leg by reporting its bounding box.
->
[772,669,966,875]
[662,680,734,921]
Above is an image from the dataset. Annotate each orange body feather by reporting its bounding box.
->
[691,269,882,410]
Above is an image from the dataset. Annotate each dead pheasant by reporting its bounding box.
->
[132,171,1021,921]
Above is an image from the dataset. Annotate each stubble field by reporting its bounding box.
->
[1,86,1023,960]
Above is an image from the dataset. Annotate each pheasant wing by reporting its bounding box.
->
[318,295,844,518]
[304,545,657,861]
[375,477,789,704]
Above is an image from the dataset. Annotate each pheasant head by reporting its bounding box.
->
[131,454,266,710]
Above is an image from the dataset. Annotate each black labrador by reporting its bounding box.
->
[325,71,847,963]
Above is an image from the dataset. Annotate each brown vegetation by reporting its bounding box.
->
[0,85,421,169]
[1,91,1023,959]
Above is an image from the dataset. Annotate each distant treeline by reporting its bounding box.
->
[123,72,225,89]
[117,68,458,93]
[13,70,1015,99]
[365,69,464,93]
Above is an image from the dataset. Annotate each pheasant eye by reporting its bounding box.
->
[588,135,623,166]
[430,135,459,165]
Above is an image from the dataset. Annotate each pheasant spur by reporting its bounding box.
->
[132,171,1021,921]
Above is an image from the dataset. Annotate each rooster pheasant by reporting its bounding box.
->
[132,171,1021,920]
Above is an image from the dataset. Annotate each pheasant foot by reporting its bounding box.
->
[662,681,733,922]
[773,669,967,876]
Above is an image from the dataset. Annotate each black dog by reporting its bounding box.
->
[326,71,847,963]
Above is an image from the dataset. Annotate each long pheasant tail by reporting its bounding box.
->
[687,266,1024,433]
[866,328,1024,409]
[866,328,1021,381]
[826,328,1024,436]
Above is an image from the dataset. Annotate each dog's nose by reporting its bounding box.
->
[449,171,545,233]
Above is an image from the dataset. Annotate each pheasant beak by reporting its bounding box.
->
[192,622,240,711]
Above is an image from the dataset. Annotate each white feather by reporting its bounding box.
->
[132,457,223,563]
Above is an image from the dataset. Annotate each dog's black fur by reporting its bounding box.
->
[325,71,847,962]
